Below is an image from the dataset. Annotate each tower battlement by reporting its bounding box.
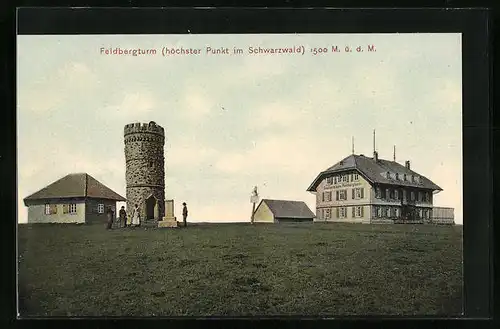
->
[124,121,165,137]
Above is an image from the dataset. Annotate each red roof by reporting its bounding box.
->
[24,173,126,204]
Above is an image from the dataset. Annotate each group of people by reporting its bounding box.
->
[106,202,189,229]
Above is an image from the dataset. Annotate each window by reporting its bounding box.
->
[389,189,395,199]
[395,189,399,200]
[353,188,364,199]
[419,209,423,218]
[386,171,391,179]
[322,192,332,202]
[410,191,415,201]
[324,208,331,219]
[342,175,348,183]
[403,174,407,181]
[418,192,422,202]
[395,173,399,180]
[395,208,400,218]
[45,204,57,215]
[339,207,347,218]
[411,175,415,183]
[326,177,333,185]
[386,207,391,217]
[98,204,104,214]
[386,188,390,199]
[69,204,77,214]
[338,190,347,201]
[355,206,363,218]
[376,207,382,217]
[354,173,359,181]
[376,187,381,198]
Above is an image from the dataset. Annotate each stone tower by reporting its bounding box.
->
[124,121,165,221]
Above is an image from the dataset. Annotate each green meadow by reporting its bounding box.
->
[18,222,463,317]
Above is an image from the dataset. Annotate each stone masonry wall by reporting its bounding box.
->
[124,121,166,220]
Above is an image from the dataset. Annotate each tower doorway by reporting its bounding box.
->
[145,195,157,220]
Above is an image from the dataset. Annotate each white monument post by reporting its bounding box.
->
[250,186,259,224]
[158,199,178,228]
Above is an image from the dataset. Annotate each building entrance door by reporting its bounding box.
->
[145,196,156,220]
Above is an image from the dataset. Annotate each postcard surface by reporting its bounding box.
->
[17,33,463,316]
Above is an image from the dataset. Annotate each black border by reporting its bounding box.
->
[6,6,493,327]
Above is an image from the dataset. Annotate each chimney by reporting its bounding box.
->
[405,160,411,169]
[373,151,379,161]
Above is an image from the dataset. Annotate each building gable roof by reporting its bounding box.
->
[307,154,442,192]
[24,173,126,204]
[258,199,315,219]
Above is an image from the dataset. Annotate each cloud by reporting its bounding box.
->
[250,102,307,129]
[166,139,219,169]
[430,78,462,110]
[431,162,463,224]
[18,62,98,114]
[179,86,215,122]
[101,90,159,120]
[351,62,398,103]
[214,133,324,175]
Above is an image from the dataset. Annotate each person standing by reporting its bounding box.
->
[182,202,188,227]
[106,207,114,230]
[132,204,141,227]
[119,206,127,228]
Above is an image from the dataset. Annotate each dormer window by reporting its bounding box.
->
[386,171,391,179]
[411,175,415,183]
[403,174,407,181]
[395,173,399,180]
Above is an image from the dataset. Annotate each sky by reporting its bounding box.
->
[17,33,463,223]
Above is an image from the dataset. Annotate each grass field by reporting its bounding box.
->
[18,222,463,317]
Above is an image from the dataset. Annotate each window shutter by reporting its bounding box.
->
[360,207,364,217]
[63,204,68,214]
[352,206,355,217]
[336,208,339,218]
[352,189,355,200]
[360,188,364,199]
[329,191,332,201]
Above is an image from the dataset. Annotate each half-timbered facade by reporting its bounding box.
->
[307,152,442,224]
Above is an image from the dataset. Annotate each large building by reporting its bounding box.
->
[307,151,443,224]
[124,121,165,221]
[253,199,315,223]
[23,173,126,224]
